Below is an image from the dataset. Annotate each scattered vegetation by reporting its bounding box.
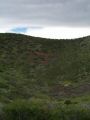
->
[0,33,90,119]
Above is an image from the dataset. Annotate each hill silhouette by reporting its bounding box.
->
[0,33,90,102]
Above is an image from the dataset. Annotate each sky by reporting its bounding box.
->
[0,0,90,39]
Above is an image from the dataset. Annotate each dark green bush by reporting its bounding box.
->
[64,100,72,106]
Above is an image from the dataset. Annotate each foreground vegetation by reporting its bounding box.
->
[0,33,90,119]
[0,97,90,120]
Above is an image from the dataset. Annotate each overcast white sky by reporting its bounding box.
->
[0,0,90,39]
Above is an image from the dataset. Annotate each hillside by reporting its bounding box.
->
[0,33,90,102]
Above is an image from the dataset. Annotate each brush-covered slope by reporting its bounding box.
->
[0,33,90,102]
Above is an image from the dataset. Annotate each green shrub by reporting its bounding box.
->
[64,100,72,105]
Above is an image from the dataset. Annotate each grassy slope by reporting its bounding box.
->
[0,33,90,102]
